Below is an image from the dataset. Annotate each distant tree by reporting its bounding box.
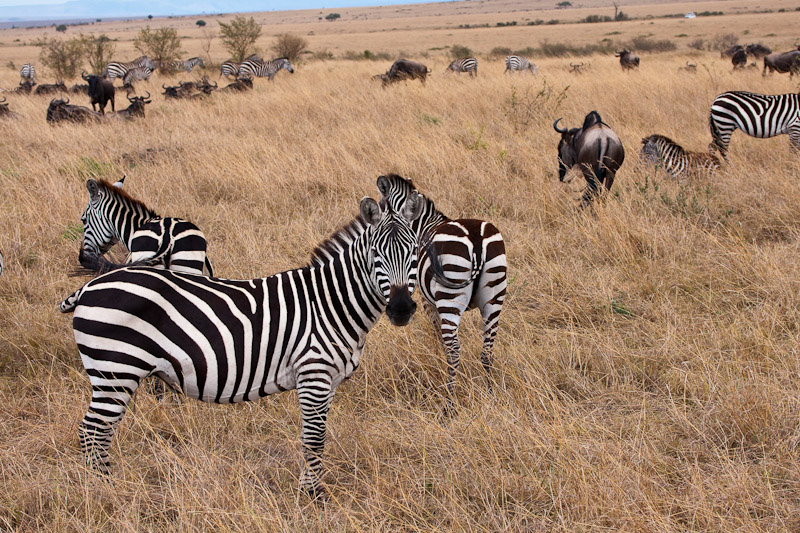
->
[557,1,572,6]
[196,20,206,27]
[325,13,341,21]
[218,16,261,62]
[271,33,308,62]
[134,26,182,72]
[450,44,473,59]
[83,33,115,75]
[36,36,85,79]
[56,24,67,33]
[148,15,153,20]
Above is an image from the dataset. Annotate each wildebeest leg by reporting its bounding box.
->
[581,164,601,206]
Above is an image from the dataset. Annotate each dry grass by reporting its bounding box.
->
[3,1,800,531]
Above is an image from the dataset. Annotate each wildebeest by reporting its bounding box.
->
[70,84,89,95]
[46,97,101,124]
[746,43,772,59]
[0,96,19,119]
[721,44,744,59]
[762,49,800,78]
[377,58,430,87]
[731,49,748,69]
[13,80,36,94]
[82,71,115,114]
[161,83,186,99]
[189,78,217,99]
[553,111,625,206]
[34,81,67,96]
[219,78,253,93]
[113,92,151,119]
[640,134,720,178]
[615,49,640,70]
[569,62,585,74]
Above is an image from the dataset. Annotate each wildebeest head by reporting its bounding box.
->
[615,49,640,69]
[162,83,183,99]
[125,91,151,117]
[553,118,582,182]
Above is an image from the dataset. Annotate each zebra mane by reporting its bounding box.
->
[95,178,158,216]
[308,216,369,267]
[644,134,686,155]
[382,174,441,219]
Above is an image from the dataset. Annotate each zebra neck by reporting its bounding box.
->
[416,202,447,240]
[115,196,158,249]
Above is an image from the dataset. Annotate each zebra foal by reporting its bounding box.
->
[103,56,154,82]
[504,55,538,74]
[60,194,423,495]
[640,134,721,177]
[377,174,507,410]
[446,57,478,76]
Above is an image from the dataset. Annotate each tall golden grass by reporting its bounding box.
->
[2,6,800,530]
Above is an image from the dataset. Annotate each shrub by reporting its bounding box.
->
[55,24,67,33]
[503,81,569,133]
[450,44,473,59]
[219,16,261,62]
[325,13,340,21]
[196,20,206,27]
[688,38,706,50]
[490,46,513,58]
[83,33,115,75]
[271,33,308,62]
[627,37,676,52]
[546,19,560,25]
[615,10,630,21]
[712,33,738,51]
[134,26,182,71]
[557,1,572,6]
[497,21,518,27]
[583,15,612,23]
[36,36,85,79]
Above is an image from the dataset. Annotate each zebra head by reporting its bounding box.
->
[80,179,120,259]
[360,194,423,326]
[278,58,294,73]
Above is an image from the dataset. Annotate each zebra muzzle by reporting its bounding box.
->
[386,285,417,326]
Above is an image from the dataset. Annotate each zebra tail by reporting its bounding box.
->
[708,109,728,158]
[204,256,214,277]
[75,251,162,276]
[59,287,83,313]
[424,238,485,290]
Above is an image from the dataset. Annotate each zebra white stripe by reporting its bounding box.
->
[709,91,800,158]
[640,134,721,177]
[169,57,204,72]
[377,174,507,409]
[446,57,478,76]
[20,63,35,81]
[122,65,154,87]
[60,195,422,495]
[238,58,294,80]
[504,55,538,74]
[103,56,153,82]
[219,54,261,79]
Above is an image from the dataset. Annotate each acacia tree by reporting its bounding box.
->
[219,16,261,62]
[36,36,85,79]
[271,33,308,62]
[134,26,182,71]
[83,34,115,75]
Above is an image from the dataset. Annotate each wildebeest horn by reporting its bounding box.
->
[553,118,567,134]
[162,83,167,89]
[64,97,69,104]
[143,91,150,100]
[0,96,5,103]
[81,71,88,80]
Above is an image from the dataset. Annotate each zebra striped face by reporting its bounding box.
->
[80,180,117,258]
[361,195,423,326]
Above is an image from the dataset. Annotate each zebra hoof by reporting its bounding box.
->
[301,483,328,501]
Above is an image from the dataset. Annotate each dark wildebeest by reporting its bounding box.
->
[763,49,800,78]
[0,96,19,119]
[569,62,585,74]
[35,81,67,96]
[46,97,101,124]
[721,44,744,59]
[189,78,217,99]
[731,49,748,69]
[82,71,115,114]
[553,111,625,206]
[70,84,90,95]
[161,83,186,99]
[14,80,36,94]
[615,49,640,70]
[113,92,151,119]
[746,43,771,59]
[378,59,431,87]
[220,78,253,93]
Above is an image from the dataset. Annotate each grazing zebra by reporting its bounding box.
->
[640,134,721,177]
[709,91,800,159]
[77,176,213,276]
[446,57,478,76]
[377,174,507,409]
[169,57,204,72]
[103,56,153,82]
[238,57,294,80]
[122,65,154,88]
[19,63,35,81]
[219,54,261,79]
[504,55,538,74]
[59,194,423,495]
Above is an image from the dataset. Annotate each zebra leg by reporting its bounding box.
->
[788,124,800,151]
[79,368,140,476]
[297,376,335,497]
[477,284,507,394]
[440,309,465,409]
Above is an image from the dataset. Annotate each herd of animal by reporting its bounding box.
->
[2,41,800,497]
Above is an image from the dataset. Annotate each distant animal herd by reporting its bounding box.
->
[2,40,800,497]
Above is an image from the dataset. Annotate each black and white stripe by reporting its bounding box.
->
[122,65,154,87]
[504,55,538,74]
[219,54,261,79]
[640,134,721,177]
[709,91,800,158]
[377,174,507,408]
[60,195,422,495]
[238,57,294,80]
[446,57,478,76]
[169,57,204,72]
[103,56,154,82]
[78,176,213,276]
[20,63,35,81]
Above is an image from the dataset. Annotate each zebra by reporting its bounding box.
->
[19,63,35,82]
[122,65,154,88]
[376,174,507,410]
[446,57,478,76]
[103,56,153,82]
[504,55,538,74]
[709,91,800,159]
[238,57,294,80]
[219,54,261,79]
[640,135,721,178]
[168,57,204,72]
[76,176,213,276]
[59,194,423,495]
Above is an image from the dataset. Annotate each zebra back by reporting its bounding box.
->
[20,63,35,81]
[239,57,294,80]
[123,66,154,86]
[641,134,720,177]
[447,57,478,75]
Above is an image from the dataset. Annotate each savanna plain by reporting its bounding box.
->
[2,0,800,530]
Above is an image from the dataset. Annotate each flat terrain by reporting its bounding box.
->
[2,0,800,531]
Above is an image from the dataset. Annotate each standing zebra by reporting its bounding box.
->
[103,56,154,82]
[640,135,721,177]
[238,57,294,80]
[168,57,204,72]
[377,174,507,409]
[76,176,213,276]
[122,65,154,88]
[59,195,423,495]
[446,57,478,76]
[19,63,35,82]
[709,91,800,159]
[504,55,538,74]
[219,54,261,79]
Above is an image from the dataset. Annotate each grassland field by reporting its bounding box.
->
[2,0,800,530]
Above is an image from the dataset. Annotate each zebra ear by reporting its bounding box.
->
[376,175,390,197]
[113,174,126,188]
[360,197,382,225]
[86,179,100,203]
[402,191,423,222]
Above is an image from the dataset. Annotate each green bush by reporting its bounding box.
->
[325,13,340,21]
[450,44,473,59]
[219,16,261,62]
[134,26,182,71]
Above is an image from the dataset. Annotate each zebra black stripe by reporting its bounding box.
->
[60,196,422,494]
[709,91,800,158]
[169,57,204,72]
[122,66,154,87]
[20,63,35,81]
[446,57,478,76]
[219,54,261,79]
[238,58,294,80]
[504,55,538,74]
[640,134,720,177]
[103,56,153,82]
